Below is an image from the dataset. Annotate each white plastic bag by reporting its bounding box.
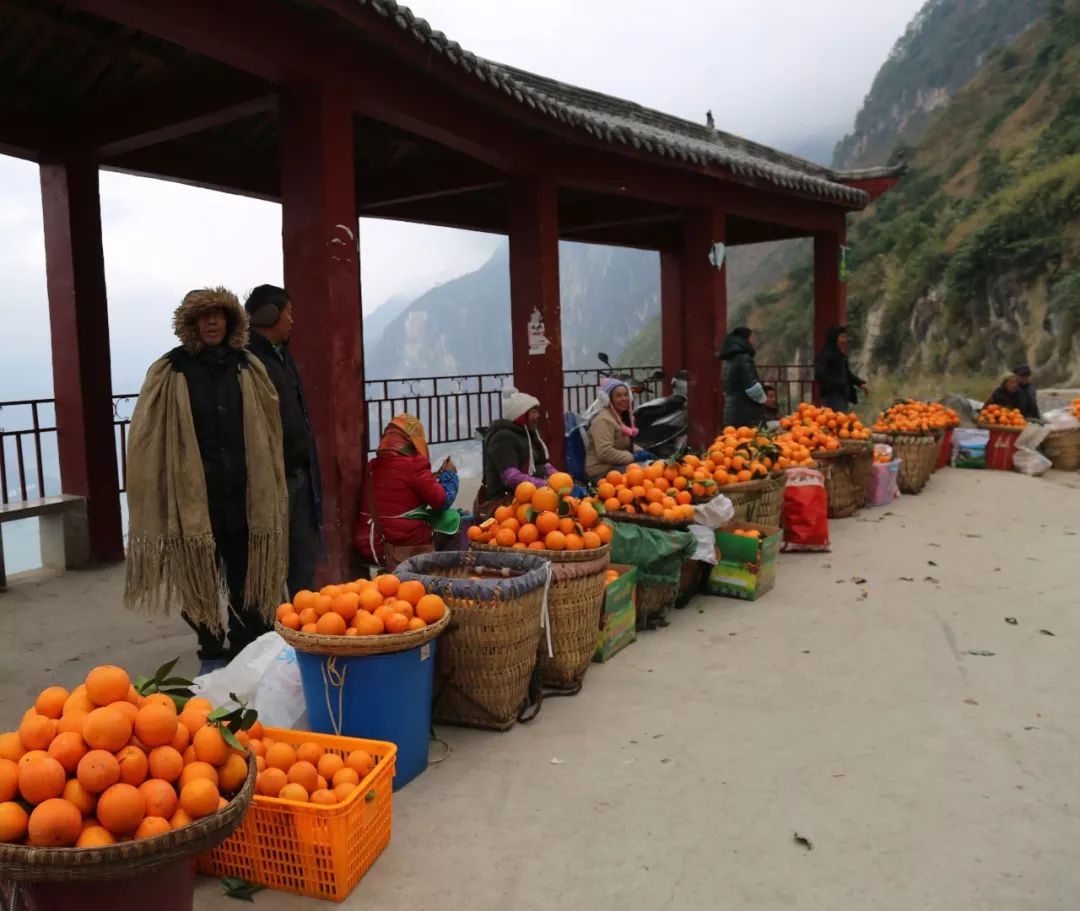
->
[688,524,718,565]
[1013,447,1052,477]
[193,632,307,730]
[691,494,735,529]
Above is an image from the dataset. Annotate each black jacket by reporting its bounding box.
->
[1016,383,1040,420]
[166,343,248,535]
[718,332,764,427]
[482,419,548,497]
[247,333,311,476]
[815,326,865,406]
[989,385,1023,410]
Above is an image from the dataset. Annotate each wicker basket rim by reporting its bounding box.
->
[276,608,451,656]
[470,541,610,562]
[976,422,1024,433]
[0,756,255,882]
[605,511,693,530]
[718,473,785,494]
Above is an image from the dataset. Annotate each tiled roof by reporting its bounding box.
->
[352,0,902,207]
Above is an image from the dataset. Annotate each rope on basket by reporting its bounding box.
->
[539,562,554,658]
[320,656,347,736]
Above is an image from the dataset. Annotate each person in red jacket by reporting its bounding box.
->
[354,414,458,565]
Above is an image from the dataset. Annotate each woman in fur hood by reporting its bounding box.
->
[124,288,287,671]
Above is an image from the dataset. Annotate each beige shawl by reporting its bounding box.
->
[123,353,288,633]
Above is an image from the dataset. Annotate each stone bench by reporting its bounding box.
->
[0,495,89,590]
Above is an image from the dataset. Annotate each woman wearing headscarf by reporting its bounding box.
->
[585,378,655,482]
[353,414,458,567]
[124,288,288,672]
[987,375,1022,410]
[718,326,767,427]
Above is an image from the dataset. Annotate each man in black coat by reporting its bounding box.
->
[1013,365,1041,420]
[245,285,323,596]
[718,327,767,427]
[815,325,868,413]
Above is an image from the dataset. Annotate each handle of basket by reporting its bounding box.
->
[540,562,553,658]
[320,656,346,736]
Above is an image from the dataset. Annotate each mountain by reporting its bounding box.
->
[737,0,1080,397]
[363,241,659,379]
[621,0,1053,370]
[363,294,413,351]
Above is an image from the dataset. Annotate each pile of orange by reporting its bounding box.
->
[976,404,1026,428]
[249,739,374,806]
[596,460,700,519]
[701,426,795,481]
[1070,397,1080,419]
[277,576,447,637]
[0,665,248,848]
[779,404,872,443]
[468,474,612,551]
[874,400,960,433]
[603,569,620,586]
[729,528,763,539]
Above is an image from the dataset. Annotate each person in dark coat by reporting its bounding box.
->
[815,325,868,413]
[762,384,781,422]
[987,375,1022,409]
[1013,365,1040,420]
[476,390,559,517]
[244,284,323,597]
[718,327,766,427]
[353,414,458,565]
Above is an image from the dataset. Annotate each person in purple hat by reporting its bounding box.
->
[584,378,655,482]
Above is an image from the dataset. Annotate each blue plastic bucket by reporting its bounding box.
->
[295,641,436,790]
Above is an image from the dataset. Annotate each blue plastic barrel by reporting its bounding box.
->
[295,641,436,790]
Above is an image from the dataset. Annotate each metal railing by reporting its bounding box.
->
[0,364,809,503]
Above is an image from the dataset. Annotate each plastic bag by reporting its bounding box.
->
[867,459,900,507]
[1042,406,1080,432]
[193,632,307,730]
[781,468,830,552]
[691,493,735,530]
[1013,447,1052,477]
[952,428,989,468]
[688,524,718,565]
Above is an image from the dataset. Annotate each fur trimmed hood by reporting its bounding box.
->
[172,287,248,354]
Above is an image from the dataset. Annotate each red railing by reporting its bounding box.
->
[0,364,808,503]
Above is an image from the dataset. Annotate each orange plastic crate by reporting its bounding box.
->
[197,727,396,902]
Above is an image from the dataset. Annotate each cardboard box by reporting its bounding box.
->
[594,564,638,662]
[706,521,781,601]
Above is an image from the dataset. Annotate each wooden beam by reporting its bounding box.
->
[813,229,847,364]
[660,251,684,396]
[357,159,504,211]
[103,142,279,201]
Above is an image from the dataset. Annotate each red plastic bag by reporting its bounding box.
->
[782,468,830,552]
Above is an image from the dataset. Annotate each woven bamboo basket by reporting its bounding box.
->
[812,449,859,518]
[276,610,451,657]
[395,550,549,731]
[606,511,693,531]
[636,582,678,629]
[720,473,786,525]
[535,554,610,690]
[0,758,255,882]
[874,432,938,493]
[1041,428,1080,470]
[846,441,873,508]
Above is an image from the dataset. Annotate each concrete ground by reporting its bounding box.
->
[2,468,1080,910]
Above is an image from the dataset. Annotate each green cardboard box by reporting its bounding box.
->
[594,564,638,662]
[707,522,781,601]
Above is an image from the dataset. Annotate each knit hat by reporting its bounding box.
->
[245,284,290,328]
[502,388,541,423]
[600,377,628,397]
[1012,364,1032,377]
[597,377,638,437]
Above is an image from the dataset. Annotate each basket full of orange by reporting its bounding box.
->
[780,404,873,517]
[872,400,951,494]
[976,404,1026,430]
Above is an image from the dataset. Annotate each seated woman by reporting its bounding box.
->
[585,378,654,482]
[476,390,560,518]
[354,414,458,568]
[987,375,1022,410]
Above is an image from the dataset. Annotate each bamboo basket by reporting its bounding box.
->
[396,550,550,731]
[1041,428,1080,470]
[276,610,451,657]
[0,759,255,882]
[605,511,693,531]
[636,582,678,629]
[536,554,611,690]
[873,432,938,493]
[812,449,860,518]
[721,473,786,526]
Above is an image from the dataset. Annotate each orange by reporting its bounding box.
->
[311,788,337,806]
[179,761,219,790]
[18,714,56,752]
[578,502,599,529]
[565,533,585,550]
[278,782,309,802]
[178,704,211,735]
[76,824,116,847]
[96,783,146,836]
[135,816,172,839]
[247,720,265,740]
[18,750,49,770]
[298,608,318,627]
[276,602,294,621]
[331,592,360,621]
[544,530,566,551]
[83,706,132,753]
[169,807,194,829]
[547,472,573,494]
[0,733,25,764]
[0,759,17,803]
[18,755,66,805]
[116,745,149,787]
[265,742,297,773]
[317,753,344,781]
[384,612,410,634]
[595,523,612,544]
[557,517,576,535]
[415,594,446,624]
[301,623,318,633]
[358,587,383,613]
[27,798,82,847]
[320,584,343,599]
[109,700,138,726]
[77,750,121,794]
[280,611,302,630]
[531,487,558,513]
[354,611,385,636]
[345,750,374,775]
[581,531,602,550]
[179,779,219,819]
[495,527,517,548]
[391,599,414,620]
[374,574,400,598]
[34,687,70,720]
[62,688,95,716]
[334,781,357,802]
[514,481,538,503]
[218,754,249,794]
[61,779,97,817]
[47,731,87,774]
[256,767,287,798]
[138,779,178,820]
[374,605,396,626]
[396,580,426,606]
[407,617,427,630]
[0,801,29,843]
[493,504,514,523]
[316,611,348,636]
[316,775,328,791]
[466,525,484,542]
[287,760,319,793]
[332,767,359,788]
[85,666,131,708]
[517,523,539,545]
[134,703,179,749]
[147,746,183,783]
[534,511,559,535]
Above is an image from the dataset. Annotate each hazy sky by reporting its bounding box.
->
[0,0,923,396]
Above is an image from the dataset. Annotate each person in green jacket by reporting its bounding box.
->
[718,327,766,427]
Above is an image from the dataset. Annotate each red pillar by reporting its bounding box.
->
[659,251,684,395]
[280,82,364,582]
[680,209,726,445]
[508,178,564,467]
[813,227,848,356]
[39,154,123,563]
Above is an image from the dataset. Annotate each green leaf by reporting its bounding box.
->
[365,790,377,803]
[161,676,194,687]
[557,498,571,517]
[168,693,188,711]
[525,506,536,523]
[208,706,231,722]
[594,501,607,515]
[221,877,264,902]
[133,675,153,695]
[219,726,243,751]
[228,692,241,704]
[153,658,180,682]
